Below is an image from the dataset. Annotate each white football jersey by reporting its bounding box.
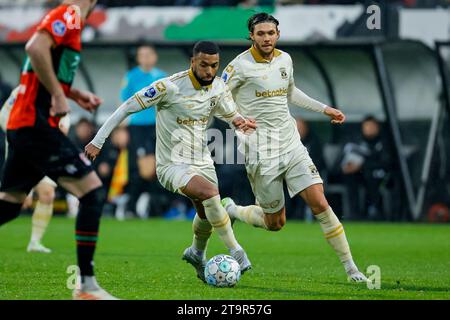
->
[222,47,301,159]
[132,69,238,167]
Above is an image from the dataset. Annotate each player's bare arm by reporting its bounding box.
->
[69,88,103,113]
[25,31,69,117]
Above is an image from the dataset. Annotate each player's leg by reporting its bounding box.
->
[0,135,41,226]
[223,198,267,229]
[283,147,367,283]
[58,172,117,299]
[180,175,251,273]
[0,192,28,225]
[27,178,56,253]
[189,199,212,257]
[48,133,116,300]
[223,199,287,231]
[182,199,212,282]
[222,161,286,231]
[298,183,367,283]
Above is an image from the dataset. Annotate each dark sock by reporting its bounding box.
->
[0,200,22,226]
[76,188,103,277]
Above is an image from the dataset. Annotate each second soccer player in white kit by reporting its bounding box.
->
[220,13,368,283]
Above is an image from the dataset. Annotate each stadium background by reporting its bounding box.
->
[0,0,450,302]
[0,0,448,223]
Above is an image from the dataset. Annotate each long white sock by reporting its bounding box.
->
[191,214,212,257]
[315,207,357,273]
[202,195,241,251]
[229,204,268,229]
[30,201,53,243]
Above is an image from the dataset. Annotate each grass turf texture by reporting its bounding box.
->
[0,217,449,300]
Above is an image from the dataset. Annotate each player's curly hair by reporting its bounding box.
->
[247,12,279,33]
[192,41,220,56]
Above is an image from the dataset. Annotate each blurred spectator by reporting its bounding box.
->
[120,44,167,218]
[286,118,326,220]
[72,117,96,150]
[340,115,395,220]
[96,126,130,220]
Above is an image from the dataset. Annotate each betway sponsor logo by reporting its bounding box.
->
[255,88,288,98]
[177,117,208,126]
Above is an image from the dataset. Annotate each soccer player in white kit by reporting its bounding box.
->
[85,41,256,282]
[220,13,368,283]
[0,87,70,253]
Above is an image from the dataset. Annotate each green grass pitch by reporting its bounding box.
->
[0,216,449,300]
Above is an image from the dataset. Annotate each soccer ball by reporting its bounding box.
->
[204,254,241,287]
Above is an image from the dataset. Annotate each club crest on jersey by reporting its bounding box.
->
[280,67,288,80]
[52,20,67,37]
[144,87,157,98]
[309,165,319,176]
[210,96,218,108]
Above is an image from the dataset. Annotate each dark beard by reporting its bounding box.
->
[193,70,214,87]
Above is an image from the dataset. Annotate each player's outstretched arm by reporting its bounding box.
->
[86,80,170,161]
[288,86,345,124]
[85,98,143,161]
[288,85,327,113]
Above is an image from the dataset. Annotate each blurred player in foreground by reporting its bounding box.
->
[85,41,256,282]
[0,88,72,253]
[221,13,368,283]
[0,0,118,300]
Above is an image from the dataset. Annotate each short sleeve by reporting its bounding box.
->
[37,5,80,47]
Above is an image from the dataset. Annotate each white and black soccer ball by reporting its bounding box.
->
[204,254,241,287]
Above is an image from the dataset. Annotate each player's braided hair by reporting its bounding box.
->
[247,12,279,33]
